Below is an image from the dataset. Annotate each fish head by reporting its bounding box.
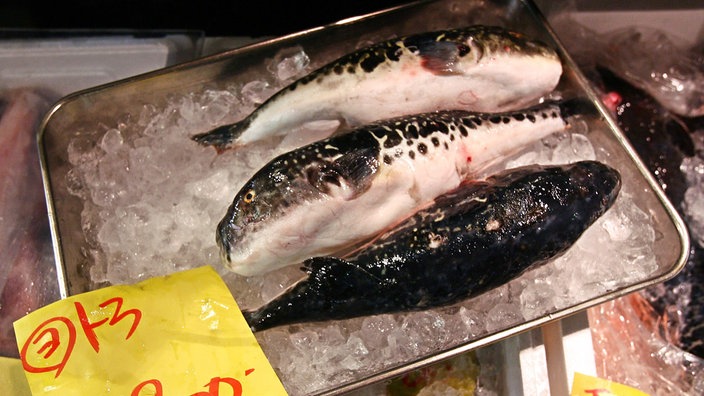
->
[216,156,319,275]
[406,26,560,75]
[216,142,379,276]
[567,160,622,216]
[424,26,563,110]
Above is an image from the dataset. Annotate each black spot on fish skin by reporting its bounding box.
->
[387,44,402,62]
[418,142,428,154]
[502,117,511,124]
[431,137,440,147]
[450,134,455,141]
[347,65,356,74]
[333,64,344,75]
[409,150,416,159]
[418,123,433,138]
[383,154,393,164]
[405,124,419,139]
[513,113,525,121]
[490,115,502,124]
[444,142,449,150]
[462,118,477,130]
[527,114,536,122]
[459,125,468,137]
[360,52,386,73]
[383,131,403,148]
[407,139,414,146]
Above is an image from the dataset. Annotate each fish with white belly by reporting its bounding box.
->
[218,99,588,276]
[192,25,563,152]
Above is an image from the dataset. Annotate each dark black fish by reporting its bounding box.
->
[243,161,621,331]
[596,66,695,208]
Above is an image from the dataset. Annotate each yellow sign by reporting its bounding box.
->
[14,266,287,396]
[0,357,32,396]
[571,372,649,396]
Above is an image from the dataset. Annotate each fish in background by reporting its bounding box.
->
[243,161,621,331]
[218,100,584,276]
[0,89,60,358]
[594,66,695,209]
[192,25,563,152]
[588,65,704,359]
[596,26,704,118]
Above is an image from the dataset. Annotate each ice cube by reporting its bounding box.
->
[241,80,275,105]
[99,128,124,154]
[270,46,311,81]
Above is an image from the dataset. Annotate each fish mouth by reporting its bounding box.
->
[216,219,262,273]
[219,246,231,265]
[572,160,622,206]
[216,219,241,265]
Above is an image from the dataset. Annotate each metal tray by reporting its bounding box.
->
[38,0,689,394]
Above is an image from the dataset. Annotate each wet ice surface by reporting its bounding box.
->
[65,45,661,395]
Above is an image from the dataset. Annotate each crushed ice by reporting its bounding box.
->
[64,44,662,394]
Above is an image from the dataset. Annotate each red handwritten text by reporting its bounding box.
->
[20,316,77,378]
[19,296,142,378]
[583,390,614,396]
[131,369,255,396]
[75,297,142,353]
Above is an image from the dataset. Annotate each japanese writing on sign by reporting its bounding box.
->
[14,266,287,395]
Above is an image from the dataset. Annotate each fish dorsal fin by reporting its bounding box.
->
[305,147,379,200]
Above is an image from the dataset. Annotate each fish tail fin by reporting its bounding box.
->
[241,309,265,332]
[555,96,599,119]
[191,121,248,153]
[243,257,383,332]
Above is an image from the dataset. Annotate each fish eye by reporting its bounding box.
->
[243,189,256,203]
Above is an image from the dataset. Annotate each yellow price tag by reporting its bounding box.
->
[14,266,287,396]
[571,372,649,396]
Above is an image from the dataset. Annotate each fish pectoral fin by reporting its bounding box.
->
[332,148,380,199]
[418,40,464,76]
[306,148,379,200]
[305,164,351,197]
